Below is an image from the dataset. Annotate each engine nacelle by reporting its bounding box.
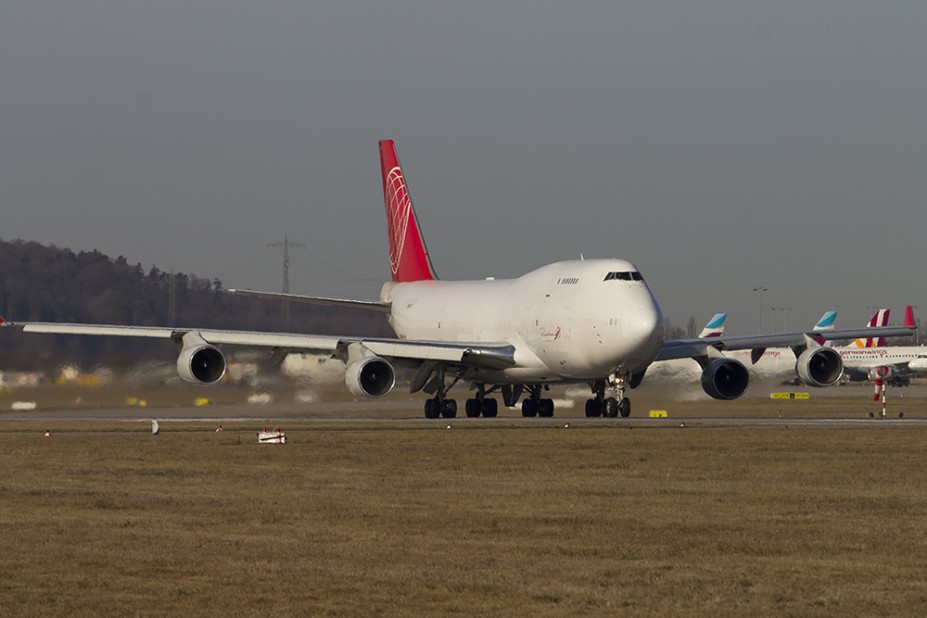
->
[344,356,396,398]
[700,358,749,400]
[177,341,227,385]
[795,347,843,387]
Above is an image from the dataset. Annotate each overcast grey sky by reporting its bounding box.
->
[2,1,925,334]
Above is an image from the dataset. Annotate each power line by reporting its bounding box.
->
[268,235,305,318]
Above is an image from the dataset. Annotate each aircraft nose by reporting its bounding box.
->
[629,303,661,345]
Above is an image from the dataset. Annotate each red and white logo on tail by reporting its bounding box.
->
[853,308,890,348]
[379,140,437,283]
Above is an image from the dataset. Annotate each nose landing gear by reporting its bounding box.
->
[585,375,631,418]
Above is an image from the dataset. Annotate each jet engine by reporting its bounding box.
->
[795,347,843,387]
[344,355,396,398]
[700,358,749,400]
[177,338,227,385]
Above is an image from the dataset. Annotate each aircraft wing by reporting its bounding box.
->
[226,289,391,313]
[655,325,915,362]
[12,322,516,370]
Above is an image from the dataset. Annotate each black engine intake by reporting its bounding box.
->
[795,347,843,387]
[344,356,396,398]
[701,358,749,400]
[177,338,227,385]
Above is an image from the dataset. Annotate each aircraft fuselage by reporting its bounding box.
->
[382,258,664,382]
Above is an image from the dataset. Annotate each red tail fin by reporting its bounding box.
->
[379,140,437,282]
[904,305,915,328]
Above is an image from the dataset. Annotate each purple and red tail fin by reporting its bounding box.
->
[379,140,437,283]
[853,308,890,348]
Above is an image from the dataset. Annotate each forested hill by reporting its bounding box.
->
[0,239,392,369]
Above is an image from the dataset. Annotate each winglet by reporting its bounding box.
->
[904,305,915,328]
[379,140,438,283]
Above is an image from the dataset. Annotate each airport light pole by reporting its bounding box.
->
[781,307,792,331]
[753,287,768,332]
[770,307,778,332]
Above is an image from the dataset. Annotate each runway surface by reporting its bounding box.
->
[2,403,922,428]
[2,380,923,427]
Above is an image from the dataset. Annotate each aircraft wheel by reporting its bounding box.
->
[522,399,538,417]
[539,398,555,417]
[442,399,458,418]
[604,397,618,418]
[618,398,631,418]
[465,399,481,418]
[424,399,440,419]
[482,398,498,418]
[585,399,603,417]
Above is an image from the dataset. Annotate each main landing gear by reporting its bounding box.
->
[521,386,555,417]
[423,363,459,419]
[464,384,498,418]
[419,372,634,420]
[584,376,631,418]
[424,397,457,419]
[424,381,499,419]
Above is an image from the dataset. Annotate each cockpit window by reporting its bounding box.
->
[604,271,643,282]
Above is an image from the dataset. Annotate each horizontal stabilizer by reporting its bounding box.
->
[227,289,391,313]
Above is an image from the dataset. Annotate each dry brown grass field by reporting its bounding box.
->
[2,411,927,616]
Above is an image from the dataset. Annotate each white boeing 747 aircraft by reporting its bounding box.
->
[6,140,914,418]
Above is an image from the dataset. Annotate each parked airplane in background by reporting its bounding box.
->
[5,141,913,418]
[719,310,841,380]
[850,308,891,348]
[837,306,923,399]
[651,310,839,386]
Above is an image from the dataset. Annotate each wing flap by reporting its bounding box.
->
[19,322,342,351]
[14,322,516,369]
[21,323,179,339]
[362,339,517,368]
